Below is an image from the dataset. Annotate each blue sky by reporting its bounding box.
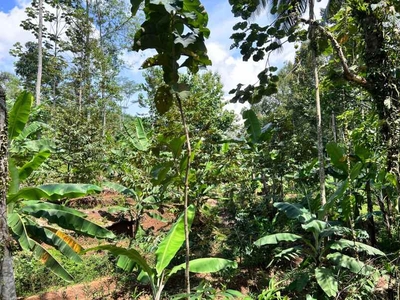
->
[0,0,15,13]
[0,0,327,115]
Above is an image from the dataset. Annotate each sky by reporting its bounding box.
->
[0,0,327,115]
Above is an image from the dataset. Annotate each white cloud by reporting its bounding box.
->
[0,4,33,72]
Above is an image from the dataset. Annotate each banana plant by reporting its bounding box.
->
[7,91,115,282]
[255,202,384,298]
[84,205,237,300]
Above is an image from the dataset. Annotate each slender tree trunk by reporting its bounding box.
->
[176,94,192,298]
[366,179,377,246]
[35,0,44,106]
[0,87,17,300]
[309,0,326,206]
[331,111,337,143]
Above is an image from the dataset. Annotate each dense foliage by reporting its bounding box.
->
[1,0,400,299]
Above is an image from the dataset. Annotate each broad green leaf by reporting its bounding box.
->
[37,184,102,200]
[169,258,237,276]
[301,219,326,234]
[168,136,186,158]
[21,205,115,238]
[274,202,314,223]
[315,267,338,297]
[243,109,261,145]
[355,145,371,163]
[155,85,174,115]
[326,142,347,172]
[30,239,74,282]
[8,91,33,140]
[46,227,84,255]
[18,150,51,181]
[8,212,34,250]
[7,187,48,204]
[350,161,363,180]
[8,158,19,195]
[25,225,82,263]
[131,0,144,15]
[21,201,87,217]
[330,239,385,256]
[124,118,150,151]
[13,121,43,142]
[134,117,149,150]
[117,254,137,272]
[8,184,102,203]
[327,252,373,275]
[254,233,301,246]
[259,122,274,142]
[322,179,348,216]
[8,213,73,281]
[83,245,153,276]
[155,205,195,276]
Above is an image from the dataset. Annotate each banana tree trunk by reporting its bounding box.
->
[0,87,17,300]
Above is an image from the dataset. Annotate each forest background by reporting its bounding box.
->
[0,0,400,299]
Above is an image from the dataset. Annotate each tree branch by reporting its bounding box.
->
[300,18,368,87]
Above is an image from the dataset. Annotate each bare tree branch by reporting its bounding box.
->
[300,18,368,87]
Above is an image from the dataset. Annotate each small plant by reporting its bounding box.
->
[84,205,237,300]
[255,202,385,298]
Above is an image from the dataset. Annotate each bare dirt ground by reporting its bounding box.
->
[19,191,174,300]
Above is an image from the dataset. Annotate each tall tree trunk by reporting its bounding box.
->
[35,0,44,106]
[0,87,17,300]
[354,3,400,233]
[309,0,326,206]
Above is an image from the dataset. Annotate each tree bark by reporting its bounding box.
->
[35,0,43,106]
[309,0,326,206]
[0,87,17,300]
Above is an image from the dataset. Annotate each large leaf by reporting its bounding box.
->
[18,150,51,181]
[169,258,237,277]
[21,203,115,238]
[243,109,261,145]
[8,213,73,281]
[13,121,43,142]
[30,239,74,282]
[8,212,34,251]
[254,233,301,246]
[25,225,83,263]
[301,219,326,234]
[330,239,385,256]
[37,184,102,200]
[131,0,144,15]
[322,179,349,216]
[8,91,33,140]
[274,202,314,223]
[315,267,338,297]
[83,245,153,276]
[327,252,373,275]
[8,158,19,195]
[20,201,87,217]
[124,118,150,151]
[155,205,195,276]
[326,142,347,172]
[8,184,102,204]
